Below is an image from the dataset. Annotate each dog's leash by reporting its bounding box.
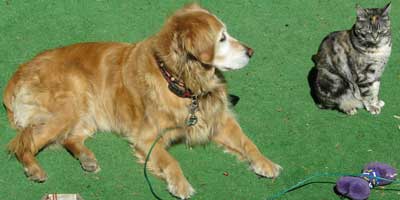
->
[144,127,183,200]
[144,95,240,199]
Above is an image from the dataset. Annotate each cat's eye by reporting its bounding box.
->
[356,29,365,37]
[358,29,371,35]
[356,31,367,38]
[379,29,388,34]
[220,33,226,42]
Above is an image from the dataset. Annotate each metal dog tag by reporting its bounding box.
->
[186,96,199,126]
[186,114,198,126]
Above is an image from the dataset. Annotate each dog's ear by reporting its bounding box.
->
[181,27,215,64]
[160,3,219,64]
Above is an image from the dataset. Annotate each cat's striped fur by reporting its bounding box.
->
[312,3,392,115]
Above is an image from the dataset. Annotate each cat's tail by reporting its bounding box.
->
[311,54,319,64]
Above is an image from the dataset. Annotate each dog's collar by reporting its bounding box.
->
[156,55,193,98]
[155,54,199,126]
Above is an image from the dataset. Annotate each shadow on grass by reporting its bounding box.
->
[307,66,321,106]
[374,187,400,192]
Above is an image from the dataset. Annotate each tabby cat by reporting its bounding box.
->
[311,3,392,115]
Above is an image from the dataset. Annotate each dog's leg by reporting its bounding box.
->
[8,112,75,182]
[135,124,195,200]
[64,133,99,173]
[212,115,282,178]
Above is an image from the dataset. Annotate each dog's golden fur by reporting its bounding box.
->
[3,4,281,199]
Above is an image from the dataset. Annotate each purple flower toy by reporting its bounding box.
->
[335,162,397,200]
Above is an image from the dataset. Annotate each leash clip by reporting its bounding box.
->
[186,96,199,126]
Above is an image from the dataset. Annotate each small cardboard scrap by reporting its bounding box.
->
[42,194,83,200]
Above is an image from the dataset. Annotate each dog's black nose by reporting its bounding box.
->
[246,47,254,58]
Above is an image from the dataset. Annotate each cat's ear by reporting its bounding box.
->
[382,2,391,16]
[356,4,367,17]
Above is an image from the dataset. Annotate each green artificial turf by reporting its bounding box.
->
[1,0,399,199]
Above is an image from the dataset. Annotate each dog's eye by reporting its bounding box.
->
[219,33,226,42]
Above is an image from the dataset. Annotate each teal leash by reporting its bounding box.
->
[144,127,183,200]
[267,172,400,200]
[144,129,400,200]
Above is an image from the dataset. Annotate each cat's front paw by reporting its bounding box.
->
[366,104,381,115]
[365,100,384,115]
[377,100,385,108]
[344,108,358,115]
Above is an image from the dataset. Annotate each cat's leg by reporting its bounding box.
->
[315,68,362,115]
[360,81,383,114]
[314,69,341,109]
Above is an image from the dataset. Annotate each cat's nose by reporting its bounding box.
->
[372,33,379,40]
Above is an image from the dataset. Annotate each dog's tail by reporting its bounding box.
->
[5,69,34,156]
[8,127,35,156]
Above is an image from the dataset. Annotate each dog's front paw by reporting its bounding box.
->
[167,177,195,199]
[251,158,282,178]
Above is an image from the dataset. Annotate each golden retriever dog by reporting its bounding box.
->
[3,3,281,199]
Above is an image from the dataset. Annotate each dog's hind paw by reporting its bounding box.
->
[80,154,100,173]
[24,165,47,183]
